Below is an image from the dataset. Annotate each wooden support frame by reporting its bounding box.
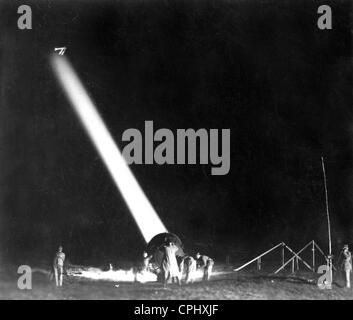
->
[233,240,333,274]
[274,242,314,274]
[234,242,284,272]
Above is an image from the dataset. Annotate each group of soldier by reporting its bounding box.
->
[52,243,352,288]
[52,243,214,287]
[142,242,214,286]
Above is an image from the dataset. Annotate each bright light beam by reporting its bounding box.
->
[51,55,167,243]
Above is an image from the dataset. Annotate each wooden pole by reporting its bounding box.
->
[312,240,315,270]
[321,157,332,257]
[321,157,333,285]
[282,243,285,268]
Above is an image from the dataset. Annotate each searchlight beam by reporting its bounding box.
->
[51,55,167,243]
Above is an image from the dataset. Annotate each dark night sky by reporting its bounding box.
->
[0,0,352,265]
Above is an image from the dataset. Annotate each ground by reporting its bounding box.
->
[1,264,353,300]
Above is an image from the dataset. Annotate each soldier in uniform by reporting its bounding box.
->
[180,255,197,284]
[142,251,153,272]
[162,242,181,285]
[342,244,352,288]
[196,252,214,281]
[53,246,65,287]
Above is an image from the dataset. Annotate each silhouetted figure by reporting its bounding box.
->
[342,245,352,288]
[196,252,214,281]
[53,246,65,287]
[162,242,181,285]
[142,251,152,272]
[180,255,196,283]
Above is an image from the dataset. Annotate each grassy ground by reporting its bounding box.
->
[1,265,353,300]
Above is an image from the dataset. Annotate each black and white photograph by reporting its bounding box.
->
[0,0,352,303]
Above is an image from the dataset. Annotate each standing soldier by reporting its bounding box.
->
[180,255,197,284]
[142,251,152,272]
[342,244,352,288]
[162,242,181,285]
[53,246,65,287]
[196,252,214,281]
